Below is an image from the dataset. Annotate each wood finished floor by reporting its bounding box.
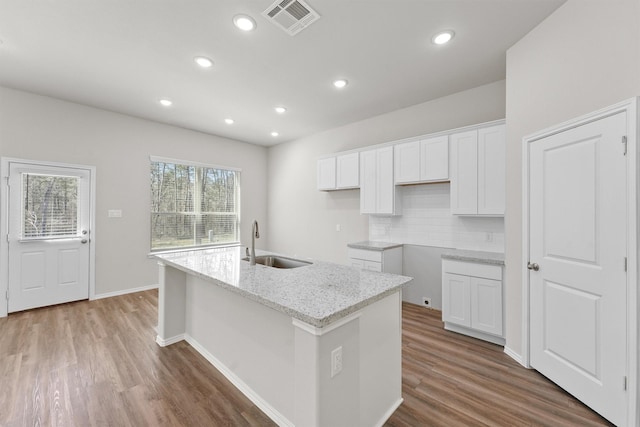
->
[0,290,612,426]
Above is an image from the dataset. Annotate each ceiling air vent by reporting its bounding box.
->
[262,0,320,36]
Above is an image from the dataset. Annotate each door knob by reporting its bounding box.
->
[527,262,540,271]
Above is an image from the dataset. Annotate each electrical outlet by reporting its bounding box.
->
[422,297,432,308]
[331,346,343,378]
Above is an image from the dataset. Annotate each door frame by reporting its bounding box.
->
[0,157,97,318]
[521,98,638,426]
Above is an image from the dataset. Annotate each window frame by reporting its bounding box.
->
[149,156,241,253]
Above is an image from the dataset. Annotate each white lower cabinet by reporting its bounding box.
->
[348,247,402,274]
[442,259,504,345]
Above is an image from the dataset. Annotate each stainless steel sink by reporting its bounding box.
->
[242,255,312,269]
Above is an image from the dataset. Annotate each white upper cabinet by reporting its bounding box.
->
[317,152,359,191]
[336,152,359,189]
[360,147,400,215]
[394,140,420,183]
[317,157,336,191]
[477,125,505,215]
[395,135,449,184]
[450,124,505,216]
[420,135,449,182]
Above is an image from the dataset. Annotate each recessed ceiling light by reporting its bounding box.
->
[333,79,348,89]
[233,14,256,31]
[225,118,234,125]
[432,30,455,45]
[194,56,213,68]
[271,131,279,137]
[159,99,172,107]
[274,106,287,114]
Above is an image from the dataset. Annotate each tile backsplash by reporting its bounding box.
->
[369,182,505,252]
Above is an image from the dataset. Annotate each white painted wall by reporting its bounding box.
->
[505,0,640,357]
[267,80,506,264]
[0,86,268,297]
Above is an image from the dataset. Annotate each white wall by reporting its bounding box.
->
[0,86,268,297]
[267,80,506,264]
[505,0,640,357]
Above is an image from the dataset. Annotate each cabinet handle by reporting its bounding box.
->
[527,262,540,271]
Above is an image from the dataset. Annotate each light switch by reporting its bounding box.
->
[108,209,122,218]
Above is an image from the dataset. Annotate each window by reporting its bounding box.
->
[22,173,79,238]
[150,158,240,251]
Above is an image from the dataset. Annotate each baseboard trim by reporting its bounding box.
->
[156,334,185,347]
[375,397,404,427]
[504,346,528,368]
[92,284,159,300]
[184,334,294,427]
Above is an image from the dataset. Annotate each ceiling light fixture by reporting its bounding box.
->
[159,99,173,107]
[432,30,455,45]
[194,56,213,68]
[271,131,279,137]
[333,79,348,89]
[225,118,234,125]
[233,14,256,31]
[275,106,287,114]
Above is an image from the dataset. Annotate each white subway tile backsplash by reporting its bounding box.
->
[369,182,505,252]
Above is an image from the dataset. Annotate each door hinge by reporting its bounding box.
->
[624,257,628,272]
[5,290,8,301]
[623,376,628,391]
[622,136,628,155]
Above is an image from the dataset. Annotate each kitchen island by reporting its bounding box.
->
[154,245,412,427]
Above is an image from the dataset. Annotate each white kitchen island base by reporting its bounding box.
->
[155,254,407,427]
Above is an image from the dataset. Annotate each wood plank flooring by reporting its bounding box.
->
[0,290,612,426]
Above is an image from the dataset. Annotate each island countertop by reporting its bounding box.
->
[153,245,413,328]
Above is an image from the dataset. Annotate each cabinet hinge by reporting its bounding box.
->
[622,136,628,155]
[623,376,628,391]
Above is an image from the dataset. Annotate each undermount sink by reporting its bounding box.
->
[243,255,312,269]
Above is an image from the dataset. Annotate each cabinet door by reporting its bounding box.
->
[470,277,503,336]
[394,140,420,184]
[360,150,377,214]
[317,157,336,190]
[420,135,449,182]
[450,130,478,214]
[477,125,505,215]
[376,146,395,215]
[336,152,359,189]
[442,273,471,327]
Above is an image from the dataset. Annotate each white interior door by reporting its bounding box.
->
[7,161,92,313]
[529,112,627,425]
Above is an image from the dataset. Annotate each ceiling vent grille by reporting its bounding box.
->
[262,0,320,36]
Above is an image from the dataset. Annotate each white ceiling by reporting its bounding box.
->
[0,0,564,146]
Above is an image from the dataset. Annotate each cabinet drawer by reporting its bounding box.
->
[442,259,501,280]
[363,261,382,272]
[348,248,382,263]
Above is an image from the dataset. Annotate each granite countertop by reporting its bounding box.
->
[154,246,413,328]
[441,249,505,266]
[347,241,403,251]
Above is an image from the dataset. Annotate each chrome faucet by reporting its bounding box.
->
[250,220,260,265]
